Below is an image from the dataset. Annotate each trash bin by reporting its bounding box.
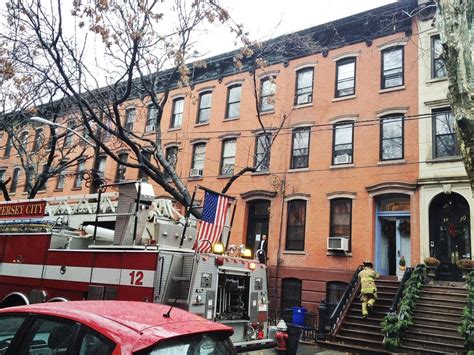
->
[286,323,302,355]
[292,306,307,326]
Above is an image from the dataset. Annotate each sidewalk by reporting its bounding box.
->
[241,343,345,354]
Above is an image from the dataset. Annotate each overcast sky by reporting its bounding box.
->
[197,0,395,57]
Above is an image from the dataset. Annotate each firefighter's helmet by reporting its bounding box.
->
[363,259,373,268]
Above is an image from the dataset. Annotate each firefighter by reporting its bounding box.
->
[358,259,379,318]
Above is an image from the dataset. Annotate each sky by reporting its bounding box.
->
[196,0,395,57]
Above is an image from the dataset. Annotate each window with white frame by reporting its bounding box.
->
[145,104,157,133]
[226,84,241,119]
[115,153,128,182]
[64,121,75,147]
[285,199,306,251]
[329,198,352,249]
[170,98,184,128]
[191,143,206,177]
[333,122,353,165]
[335,57,355,97]
[10,167,20,193]
[260,77,276,112]
[431,35,447,79]
[0,169,6,182]
[380,114,404,161]
[290,127,310,169]
[74,159,86,188]
[32,128,43,152]
[197,91,212,124]
[56,164,67,190]
[125,107,136,131]
[381,46,404,89]
[255,134,271,172]
[138,150,152,180]
[220,139,236,176]
[20,131,29,149]
[295,68,314,105]
[432,108,458,158]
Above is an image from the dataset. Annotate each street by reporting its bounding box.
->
[241,343,345,355]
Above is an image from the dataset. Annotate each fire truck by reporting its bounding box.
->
[0,182,272,350]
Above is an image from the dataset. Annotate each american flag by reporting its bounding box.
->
[196,191,230,253]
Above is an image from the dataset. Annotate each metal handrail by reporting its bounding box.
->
[328,265,363,329]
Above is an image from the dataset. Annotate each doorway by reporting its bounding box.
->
[429,192,471,281]
[375,195,411,276]
[246,200,270,254]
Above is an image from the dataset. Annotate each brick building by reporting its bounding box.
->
[0,1,431,315]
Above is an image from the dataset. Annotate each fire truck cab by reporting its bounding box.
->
[0,182,272,350]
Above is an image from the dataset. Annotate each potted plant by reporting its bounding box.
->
[456,259,474,279]
[396,256,407,280]
[424,257,440,284]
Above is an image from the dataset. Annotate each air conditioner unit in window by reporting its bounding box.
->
[327,237,349,251]
[189,168,203,177]
[334,154,351,165]
[145,124,155,133]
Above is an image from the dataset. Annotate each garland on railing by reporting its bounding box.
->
[459,270,474,354]
[381,265,424,351]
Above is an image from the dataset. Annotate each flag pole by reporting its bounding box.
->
[179,185,198,247]
[224,200,237,250]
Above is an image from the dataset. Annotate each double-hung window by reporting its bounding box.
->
[145,104,157,133]
[226,84,241,119]
[56,163,67,190]
[335,58,355,97]
[260,77,276,112]
[191,143,206,177]
[290,127,310,169]
[170,98,184,129]
[220,139,236,176]
[163,146,178,180]
[333,122,353,165]
[74,159,86,188]
[381,46,404,89]
[380,114,404,161]
[255,134,271,172]
[0,169,6,183]
[24,165,34,193]
[432,108,458,158]
[125,107,136,131]
[285,199,306,251]
[295,68,313,105]
[4,135,12,157]
[431,35,447,79]
[20,131,29,150]
[139,150,152,180]
[329,198,352,249]
[115,153,128,182]
[32,128,43,152]
[64,121,74,147]
[197,91,212,124]
[10,168,20,193]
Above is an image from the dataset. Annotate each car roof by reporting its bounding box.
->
[0,301,233,351]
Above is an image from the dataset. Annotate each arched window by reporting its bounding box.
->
[286,199,307,251]
[281,278,302,322]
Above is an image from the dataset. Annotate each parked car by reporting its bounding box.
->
[0,300,236,354]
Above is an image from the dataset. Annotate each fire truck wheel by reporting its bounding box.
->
[47,297,69,303]
[0,292,29,309]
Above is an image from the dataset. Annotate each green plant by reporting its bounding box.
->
[457,259,474,269]
[424,256,440,267]
[399,256,406,267]
[458,270,474,350]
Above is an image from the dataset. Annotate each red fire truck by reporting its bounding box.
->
[0,182,272,350]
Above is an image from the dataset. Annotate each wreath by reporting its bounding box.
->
[398,220,410,236]
[444,215,468,238]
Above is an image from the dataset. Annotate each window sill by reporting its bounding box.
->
[217,175,232,179]
[188,176,203,181]
[288,167,309,173]
[224,117,240,122]
[283,250,306,255]
[54,189,64,192]
[168,127,181,132]
[195,122,210,128]
[377,159,406,166]
[332,95,356,102]
[259,110,275,116]
[71,187,82,191]
[251,171,270,176]
[143,131,155,136]
[327,251,352,257]
[379,85,405,94]
[426,77,448,84]
[330,163,354,169]
[293,102,313,110]
[426,156,462,164]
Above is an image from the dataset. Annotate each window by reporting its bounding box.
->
[125,107,136,131]
[163,146,178,180]
[381,46,404,89]
[56,166,67,190]
[191,143,206,177]
[333,122,353,165]
[260,77,276,112]
[431,35,447,79]
[20,131,29,149]
[64,121,74,147]
[0,169,6,182]
[295,68,314,105]
[280,278,302,322]
[4,135,12,157]
[79,328,115,354]
[0,315,27,353]
[138,150,152,180]
[93,155,107,189]
[226,84,241,119]
[220,139,236,176]
[255,134,271,172]
[24,165,34,193]
[115,153,128,182]
[170,98,184,128]
[335,57,355,97]
[433,108,458,158]
[380,114,404,161]
[285,199,306,251]
[197,91,212,124]
[33,128,43,152]
[290,127,310,169]
[330,198,352,240]
[10,168,20,193]
[326,281,348,316]
[74,159,86,188]
[145,104,157,132]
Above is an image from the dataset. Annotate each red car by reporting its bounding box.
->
[0,301,237,354]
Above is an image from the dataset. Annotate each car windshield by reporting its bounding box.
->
[138,332,235,355]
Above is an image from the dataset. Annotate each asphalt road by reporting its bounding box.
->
[240,343,345,354]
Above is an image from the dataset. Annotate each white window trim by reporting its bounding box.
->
[196,86,215,93]
[329,115,358,125]
[224,79,244,87]
[376,107,408,118]
[327,191,356,200]
[332,50,360,62]
[258,70,279,79]
[289,121,314,129]
[284,194,310,202]
[294,61,317,71]
[378,38,408,51]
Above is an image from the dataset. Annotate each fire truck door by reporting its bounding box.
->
[205,290,215,320]
[249,292,258,322]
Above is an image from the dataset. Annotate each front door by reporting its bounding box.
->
[246,200,270,254]
[429,192,471,281]
[378,217,411,275]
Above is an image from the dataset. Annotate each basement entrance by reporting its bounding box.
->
[375,195,411,276]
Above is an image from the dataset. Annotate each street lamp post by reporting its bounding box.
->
[30,116,96,147]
